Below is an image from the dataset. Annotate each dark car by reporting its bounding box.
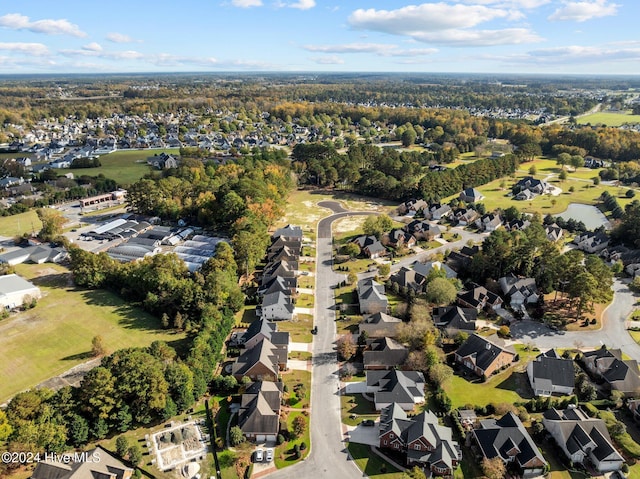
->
[360,419,375,427]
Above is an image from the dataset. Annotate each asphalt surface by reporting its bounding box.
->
[266,201,376,479]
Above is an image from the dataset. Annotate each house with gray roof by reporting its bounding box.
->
[473,412,547,478]
[389,266,426,293]
[414,260,458,280]
[582,347,640,397]
[543,407,624,473]
[366,370,426,411]
[0,274,41,310]
[238,381,282,442]
[475,213,503,232]
[455,334,517,378]
[526,349,575,396]
[432,306,477,334]
[259,291,295,321]
[272,224,303,240]
[363,337,409,370]
[358,278,388,314]
[456,283,502,312]
[498,274,539,309]
[241,318,290,351]
[358,312,402,338]
[459,188,485,203]
[379,403,461,476]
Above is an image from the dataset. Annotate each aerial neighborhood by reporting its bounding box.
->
[3,74,640,479]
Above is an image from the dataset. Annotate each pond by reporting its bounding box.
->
[557,203,611,230]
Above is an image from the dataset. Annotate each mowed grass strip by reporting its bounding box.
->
[65,148,179,186]
[0,263,185,402]
[577,111,640,127]
[0,210,42,237]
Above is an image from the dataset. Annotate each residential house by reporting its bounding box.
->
[358,312,402,338]
[272,224,303,240]
[513,176,551,198]
[147,152,178,169]
[358,278,388,314]
[238,381,283,442]
[456,283,503,312]
[366,370,426,411]
[498,274,539,310]
[257,275,297,298]
[379,403,461,476]
[31,446,132,479]
[573,231,610,254]
[389,266,426,294]
[582,347,640,397]
[383,229,417,249]
[351,235,387,259]
[453,208,479,226]
[526,349,575,396]
[543,407,624,473]
[405,220,442,241]
[267,244,300,264]
[240,318,290,351]
[413,260,458,280]
[473,412,547,478]
[432,306,477,334]
[363,337,409,370]
[427,203,452,221]
[628,399,640,422]
[259,291,295,321]
[446,245,480,271]
[585,156,606,168]
[544,223,564,242]
[506,218,531,231]
[475,213,503,232]
[459,187,485,203]
[232,337,287,381]
[455,334,517,378]
[261,260,297,284]
[398,198,428,216]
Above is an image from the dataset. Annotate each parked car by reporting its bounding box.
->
[254,449,264,462]
[360,419,375,427]
[265,448,274,462]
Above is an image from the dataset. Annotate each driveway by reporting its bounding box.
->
[294,307,313,316]
[346,423,380,447]
[289,342,312,353]
[288,360,311,371]
[344,381,367,394]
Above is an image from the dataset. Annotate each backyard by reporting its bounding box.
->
[0,210,42,237]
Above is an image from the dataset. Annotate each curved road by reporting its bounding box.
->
[266,201,376,479]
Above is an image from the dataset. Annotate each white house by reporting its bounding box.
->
[0,274,41,310]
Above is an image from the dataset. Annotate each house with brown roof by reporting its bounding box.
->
[232,337,287,381]
[358,312,402,338]
[456,283,503,312]
[363,337,409,370]
[238,381,282,442]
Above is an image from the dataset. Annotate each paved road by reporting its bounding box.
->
[266,201,375,479]
[512,278,640,359]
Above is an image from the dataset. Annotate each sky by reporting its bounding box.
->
[0,0,637,75]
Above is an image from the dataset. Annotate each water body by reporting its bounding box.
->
[557,203,611,230]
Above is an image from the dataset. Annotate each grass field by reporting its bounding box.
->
[0,210,42,238]
[577,111,640,126]
[274,410,311,469]
[65,148,179,186]
[0,263,186,402]
[346,443,403,479]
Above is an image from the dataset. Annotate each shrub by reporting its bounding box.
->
[300,441,307,450]
[277,434,284,445]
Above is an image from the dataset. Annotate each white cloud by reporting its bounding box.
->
[0,42,49,56]
[548,0,619,22]
[349,3,509,33]
[503,44,640,65]
[288,0,316,9]
[412,28,542,46]
[231,0,263,7]
[0,13,86,37]
[303,42,438,56]
[59,48,145,60]
[310,55,345,64]
[456,0,550,7]
[82,42,103,52]
[106,32,135,43]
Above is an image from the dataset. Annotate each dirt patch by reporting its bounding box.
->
[333,216,367,234]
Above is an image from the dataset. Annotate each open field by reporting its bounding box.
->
[0,263,186,402]
[0,210,42,238]
[577,111,640,126]
[66,148,179,186]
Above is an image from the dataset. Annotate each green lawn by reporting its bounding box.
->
[0,210,42,237]
[277,314,313,342]
[341,392,378,426]
[578,111,640,126]
[445,366,531,409]
[66,149,179,186]
[274,411,311,469]
[0,263,186,402]
[282,369,311,408]
[346,443,403,479]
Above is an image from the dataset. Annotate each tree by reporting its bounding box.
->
[292,415,307,438]
[127,444,143,466]
[559,169,568,181]
[116,435,129,458]
[426,277,457,305]
[570,155,584,171]
[401,128,417,147]
[346,272,358,285]
[428,363,453,387]
[593,176,600,186]
[529,165,537,175]
[341,243,360,258]
[402,466,427,479]
[36,208,66,241]
[337,334,356,361]
[378,263,390,277]
[68,414,89,446]
[91,335,107,357]
[481,456,506,479]
[230,426,245,446]
[0,409,12,441]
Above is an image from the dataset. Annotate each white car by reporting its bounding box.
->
[254,449,264,462]
[265,448,274,462]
